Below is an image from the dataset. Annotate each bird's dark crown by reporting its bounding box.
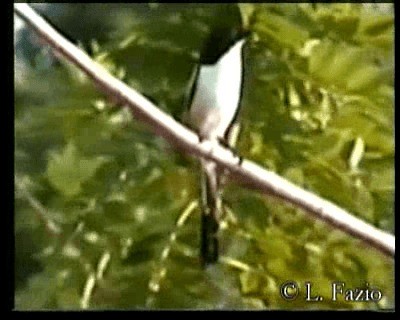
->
[199,26,250,65]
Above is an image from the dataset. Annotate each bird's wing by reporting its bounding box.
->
[183,63,201,112]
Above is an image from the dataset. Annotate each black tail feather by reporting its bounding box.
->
[201,213,219,265]
[200,162,221,266]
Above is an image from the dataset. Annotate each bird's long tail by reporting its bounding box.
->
[200,160,222,266]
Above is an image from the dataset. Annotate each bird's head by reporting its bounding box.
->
[199,25,250,65]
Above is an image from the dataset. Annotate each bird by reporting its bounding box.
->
[185,24,249,266]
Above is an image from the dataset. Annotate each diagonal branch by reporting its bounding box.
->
[15,176,62,236]
[14,3,395,257]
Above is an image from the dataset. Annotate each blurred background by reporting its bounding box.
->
[15,3,394,310]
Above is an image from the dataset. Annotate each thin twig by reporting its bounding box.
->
[14,4,395,257]
[15,177,62,235]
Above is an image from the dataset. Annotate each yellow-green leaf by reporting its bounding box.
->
[47,142,108,197]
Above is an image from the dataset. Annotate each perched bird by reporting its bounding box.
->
[185,25,249,266]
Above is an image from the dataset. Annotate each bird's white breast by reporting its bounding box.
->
[190,39,245,139]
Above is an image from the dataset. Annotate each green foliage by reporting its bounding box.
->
[47,142,109,197]
[15,3,394,310]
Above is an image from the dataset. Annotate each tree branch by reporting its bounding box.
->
[15,176,62,236]
[14,3,395,257]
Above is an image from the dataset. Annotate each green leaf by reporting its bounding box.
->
[254,10,310,50]
[308,40,385,94]
[359,14,393,37]
[46,142,109,197]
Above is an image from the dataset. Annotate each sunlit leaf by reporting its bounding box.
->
[47,142,109,197]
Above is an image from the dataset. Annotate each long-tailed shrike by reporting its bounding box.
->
[186,25,248,265]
